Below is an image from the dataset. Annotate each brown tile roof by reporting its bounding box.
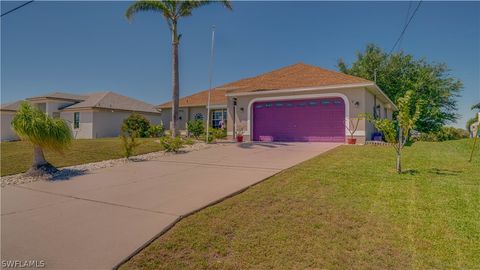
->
[158,89,227,109]
[159,63,371,108]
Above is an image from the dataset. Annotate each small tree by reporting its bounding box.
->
[346,114,366,143]
[371,90,423,173]
[187,120,204,139]
[122,113,151,138]
[12,102,72,175]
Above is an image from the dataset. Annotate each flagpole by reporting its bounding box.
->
[206,25,215,143]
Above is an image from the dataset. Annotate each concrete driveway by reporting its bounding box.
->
[1,142,340,269]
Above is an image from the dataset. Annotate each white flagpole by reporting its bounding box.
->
[206,25,215,143]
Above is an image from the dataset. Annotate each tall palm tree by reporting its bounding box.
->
[12,102,72,175]
[125,0,232,137]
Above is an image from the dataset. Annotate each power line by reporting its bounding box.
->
[389,0,422,55]
[1,1,34,18]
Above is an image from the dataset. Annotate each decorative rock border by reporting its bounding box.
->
[1,142,211,188]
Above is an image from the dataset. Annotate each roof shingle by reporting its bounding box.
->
[159,63,371,108]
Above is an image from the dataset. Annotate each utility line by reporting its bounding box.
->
[1,1,34,18]
[389,0,422,55]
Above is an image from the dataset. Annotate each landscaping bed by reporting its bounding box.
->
[0,138,210,185]
[120,139,479,269]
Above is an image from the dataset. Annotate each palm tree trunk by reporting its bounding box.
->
[33,145,47,167]
[171,21,180,138]
[27,145,58,176]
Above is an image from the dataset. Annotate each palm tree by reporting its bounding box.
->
[125,0,232,137]
[12,102,72,176]
[472,102,480,110]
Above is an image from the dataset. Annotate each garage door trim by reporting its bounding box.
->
[246,93,350,138]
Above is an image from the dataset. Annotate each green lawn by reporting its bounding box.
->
[121,139,479,269]
[0,138,163,176]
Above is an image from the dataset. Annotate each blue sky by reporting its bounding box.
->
[1,1,479,128]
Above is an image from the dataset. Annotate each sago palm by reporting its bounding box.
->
[12,102,72,175]
[125,0,232,137]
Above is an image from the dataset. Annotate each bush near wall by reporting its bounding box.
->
[122,113,151,138]
[416,126,469,142]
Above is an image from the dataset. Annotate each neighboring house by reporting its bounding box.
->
[0,101,23,141]
[159,63,397,144]
[0,91,161,141]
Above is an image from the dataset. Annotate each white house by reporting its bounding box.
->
[0,91,161,141]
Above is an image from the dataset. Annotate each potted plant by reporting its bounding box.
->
[236,124,245,143]
[345,114,365,144]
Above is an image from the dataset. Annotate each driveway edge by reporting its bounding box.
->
[112,144,341,270]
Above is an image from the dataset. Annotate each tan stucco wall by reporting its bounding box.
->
[161,106,210,132]
[0,111,19,141]
[227,86,393,143]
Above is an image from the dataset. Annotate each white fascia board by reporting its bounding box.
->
[224,83,374,97]
[369,84,398,110]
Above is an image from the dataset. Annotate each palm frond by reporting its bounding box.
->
[125,0,171,22]
[12,102,72,153]
[472,102,480,110]
[178,0,232,17]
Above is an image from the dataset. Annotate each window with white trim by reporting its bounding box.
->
[211,109,227,129]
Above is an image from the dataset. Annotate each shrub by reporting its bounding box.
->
[183,137,195,145]
[200,133,215,143]
[120,132,141,158]
[122,113,151,138]
[210,128,227,140]
[187,120,204,138]
[417,126,469,142]
[147,124,164,138]
[160,136,184,152]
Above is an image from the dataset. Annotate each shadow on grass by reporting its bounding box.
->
[427,168,463,176]
[401,169,420,175]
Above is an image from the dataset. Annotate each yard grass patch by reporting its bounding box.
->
[121,139,480,269]
[0,138,163,176]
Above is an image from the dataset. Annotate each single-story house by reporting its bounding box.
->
[0,91,161,141]
[159,63,397,144]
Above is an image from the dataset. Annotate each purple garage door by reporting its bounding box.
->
[252,97,345,142]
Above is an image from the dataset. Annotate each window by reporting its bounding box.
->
[384,108,388,119]
[211,109,227,129]
[74,112,80,129]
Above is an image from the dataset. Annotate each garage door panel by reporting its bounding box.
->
[252,97,345,142]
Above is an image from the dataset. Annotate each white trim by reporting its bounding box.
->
[349,130,365,136]
[225,82,397,111]
[246,93,351,139]
[370,84,398,110]
[226,83,373,97]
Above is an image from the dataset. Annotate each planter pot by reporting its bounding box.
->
[236,135,244,143]
[347,138,357,145]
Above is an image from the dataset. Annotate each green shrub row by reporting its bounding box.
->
[415,126,469,142]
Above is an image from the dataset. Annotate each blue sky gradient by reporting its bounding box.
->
[1,1,479,128]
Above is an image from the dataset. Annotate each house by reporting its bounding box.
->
[159,63,397,144]
[0,91,161,141]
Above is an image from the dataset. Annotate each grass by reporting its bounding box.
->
[0,138,163,176]
[121,139,480,269]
